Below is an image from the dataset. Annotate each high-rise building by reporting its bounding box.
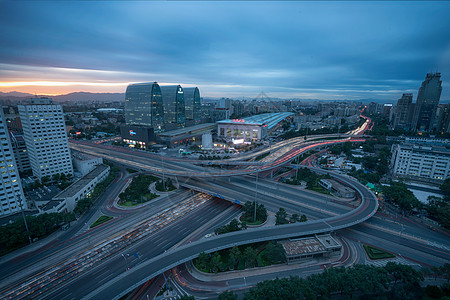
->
[160,85,185,130]
[411,72,442,132]
[0,109,27,216]
[9,132,31,173]
[392,93,413,130]
[124,82,165,132]
[18,98,73,180]
[436,104,450,134]
[183,87,201,125]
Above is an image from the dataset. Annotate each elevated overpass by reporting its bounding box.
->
[84,167,378,299]
[70,137,366,178]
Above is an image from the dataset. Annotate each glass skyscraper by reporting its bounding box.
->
[183,87,201,125]
[125,82,165,132]
[411,72,442,132]
[160,85,185,129]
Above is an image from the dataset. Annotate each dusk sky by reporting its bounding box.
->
[1,1,449,101]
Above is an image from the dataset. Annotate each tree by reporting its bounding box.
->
[440,178,450,195]
[264,242,285,264]
[219,290,238,300]
[275,208,288,225]
[209,252,222,273]
[197,252,209,269]
[289,214,300,223]
[382,181,421,214]
[243,247,257,268]
[300,214,308,222]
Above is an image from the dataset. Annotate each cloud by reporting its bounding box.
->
[0,1,449,100]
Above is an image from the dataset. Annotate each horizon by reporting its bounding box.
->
[0,2,449,101]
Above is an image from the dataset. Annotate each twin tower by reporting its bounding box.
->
[125,82,201,132]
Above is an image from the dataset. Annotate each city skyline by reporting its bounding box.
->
[0,2,449,100]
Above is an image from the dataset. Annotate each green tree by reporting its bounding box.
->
[300,214,308,222]
[209,252,222,273]
[197,252,209,269]
[382,181,421,214]
[289,214,300,223]
[275,208,288,225]
[243,247,257,268]
[218,291,238,300]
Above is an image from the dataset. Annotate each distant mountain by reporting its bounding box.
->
[0,91,35,97]
[0,91,125,103]
[52,92,125,103]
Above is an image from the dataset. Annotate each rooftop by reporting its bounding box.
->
[217,112,294,130]
[72,150,100,161]
[281,234,340,256]
[158,123,216,138]
[53,164,109,199]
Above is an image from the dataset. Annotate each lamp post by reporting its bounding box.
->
[254,168,259,223]
[121,253,129,271]
[18,195,32,245]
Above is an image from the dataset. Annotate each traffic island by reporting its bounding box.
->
[363,244,396,260]
[90,215,113,228]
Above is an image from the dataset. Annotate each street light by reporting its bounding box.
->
[254,168,259,223]
[121,253,129,271]
[18,195,32,245]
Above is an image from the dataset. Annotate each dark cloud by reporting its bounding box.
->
[0,1,449,100]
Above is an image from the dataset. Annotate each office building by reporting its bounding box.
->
[160,85,185,130]
[124,82,165,133]
[9,132,31,173]
[392,93,414,130]
[390,143,450,183]
[217,112,294,142]
[18,98,73,180]
[183,87,201,125]
[436,104,450,134]
[0,109,27,216]
[50,164,110,213]
[411,72,442,132]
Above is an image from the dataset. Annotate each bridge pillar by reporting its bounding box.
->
[270,169,273,179]
[228,176,231,183]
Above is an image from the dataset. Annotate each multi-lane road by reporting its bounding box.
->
[2,125,449,299]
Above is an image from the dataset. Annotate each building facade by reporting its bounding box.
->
[0,110,27,216]
[392,93,414,130]
[18,98,73,180]
[217,112,294,142]
[183,87,201,125]
[390,143,450,183]
[9,132,31,173]
[124,82,165,132]
[411,72,442,132]
[160,85,185,130]
[51,164,110,213]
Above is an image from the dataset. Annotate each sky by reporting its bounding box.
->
[0,1,449,101]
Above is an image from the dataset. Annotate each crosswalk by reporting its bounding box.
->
[366,257,420,268]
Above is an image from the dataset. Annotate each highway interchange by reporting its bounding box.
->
[1,116,449,299]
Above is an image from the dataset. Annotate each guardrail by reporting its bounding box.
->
[84,167,378,300]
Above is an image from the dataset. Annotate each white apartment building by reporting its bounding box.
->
[0,110,27,216]
[18,98,73,180]
[390,143,450,183]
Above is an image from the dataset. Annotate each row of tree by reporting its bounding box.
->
[74,162,120,215]
[243,262,425,300]
[0,212,75,256]
[214,219,247,235]
[196,242,286,273]
[275,207,307,225]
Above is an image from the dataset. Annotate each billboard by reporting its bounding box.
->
[120,125,155,144]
